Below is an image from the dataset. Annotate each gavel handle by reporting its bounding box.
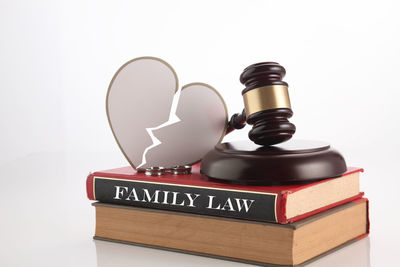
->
[226,109,246,134]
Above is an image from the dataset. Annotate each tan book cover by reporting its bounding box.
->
[92,198,369,266]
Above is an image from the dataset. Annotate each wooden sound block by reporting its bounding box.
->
[200,139,347,185]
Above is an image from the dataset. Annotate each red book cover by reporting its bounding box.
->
[86,164,363,223]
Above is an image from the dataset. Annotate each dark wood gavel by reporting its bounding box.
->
[226,62,296,146]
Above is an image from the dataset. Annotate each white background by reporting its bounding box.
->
[1,0,399,266]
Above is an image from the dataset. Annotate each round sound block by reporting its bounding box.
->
[200,139,347,185]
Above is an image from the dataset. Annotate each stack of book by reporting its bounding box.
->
[86,164,369,266]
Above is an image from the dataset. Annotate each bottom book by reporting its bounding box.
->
[92,198,369,267]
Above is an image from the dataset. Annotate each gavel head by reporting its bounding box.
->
[240,62,296,146]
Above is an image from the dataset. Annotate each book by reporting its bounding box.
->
[93,198,369,266]
[94,230,371,267]
[86,164,363,223]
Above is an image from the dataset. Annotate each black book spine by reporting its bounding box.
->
[91,176,278,222]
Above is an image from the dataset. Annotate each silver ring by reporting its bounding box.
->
[145,167,166,176]
[171,165,191,175]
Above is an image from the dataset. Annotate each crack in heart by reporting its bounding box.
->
[137,87,182,169]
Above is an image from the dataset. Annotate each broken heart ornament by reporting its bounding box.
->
[106,57,228,171]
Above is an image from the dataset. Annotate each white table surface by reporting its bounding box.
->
[1,150,398,267]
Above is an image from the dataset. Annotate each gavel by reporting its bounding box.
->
[227,62,296,146]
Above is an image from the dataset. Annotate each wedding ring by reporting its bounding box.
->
[171,165,192,175]
[145,167,166,176]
